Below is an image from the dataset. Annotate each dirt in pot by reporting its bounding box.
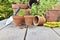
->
[34,16,39,24]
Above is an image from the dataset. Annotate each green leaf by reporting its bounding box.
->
[18,9,25,16]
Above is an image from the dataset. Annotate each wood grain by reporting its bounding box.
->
[26,26,60,40]
[0,20,26,40]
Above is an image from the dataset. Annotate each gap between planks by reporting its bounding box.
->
[23,26,60,40]
[51,28,60,37]
[24,25,28,40]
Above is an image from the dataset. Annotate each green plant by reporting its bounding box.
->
[0,0,13,20]
[30,3,37,16]
[30,0,57,16]
[22,0,28,4]
[37,0,57,16]
[18,9,25,16]
[9,0,28,4]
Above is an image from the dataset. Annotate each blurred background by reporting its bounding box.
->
[0,0,13,20]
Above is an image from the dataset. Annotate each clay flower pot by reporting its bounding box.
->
[12,4,29,13]
[12,4,28,9]
[45,10,60,22]
[12,4,18,9]
[20,4,28,9]
[12,4,19,12]
[24,15,34,25]
[26,8,31,15]
[13,16,24,25]
[33,15,46,26]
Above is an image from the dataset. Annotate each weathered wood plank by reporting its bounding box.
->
[0,20,26,40]
[26,26,60,40]
[53,28,60,36]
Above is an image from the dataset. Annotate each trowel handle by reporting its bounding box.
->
[14,5,20,16]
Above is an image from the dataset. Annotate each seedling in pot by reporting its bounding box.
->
[18,9,26,16]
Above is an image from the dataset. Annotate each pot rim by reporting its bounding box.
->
[24,15,34,17]
[33,15,40,26]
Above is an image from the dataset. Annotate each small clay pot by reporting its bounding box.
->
[20,4,28,9]
[33,15,46,26]
[13,16,24,25]
[26,8,31,15]
[24,15,34,25]
[12,4,29,12]
[12,4,19,12]
[12,4,18,9]
[12,4,28,9]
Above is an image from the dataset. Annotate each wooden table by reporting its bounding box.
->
[0,19,60,40]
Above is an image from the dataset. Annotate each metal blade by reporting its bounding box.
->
[0,16,13,30]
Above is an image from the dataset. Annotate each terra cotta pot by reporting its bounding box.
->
[13,16,24,25]
[12,4,28,9]
[26,8,31,15]
[20,4,28,9]
[33,15,46,26]
[45,10,60,22]
[24,15,34,25]
[12,4,29,14]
